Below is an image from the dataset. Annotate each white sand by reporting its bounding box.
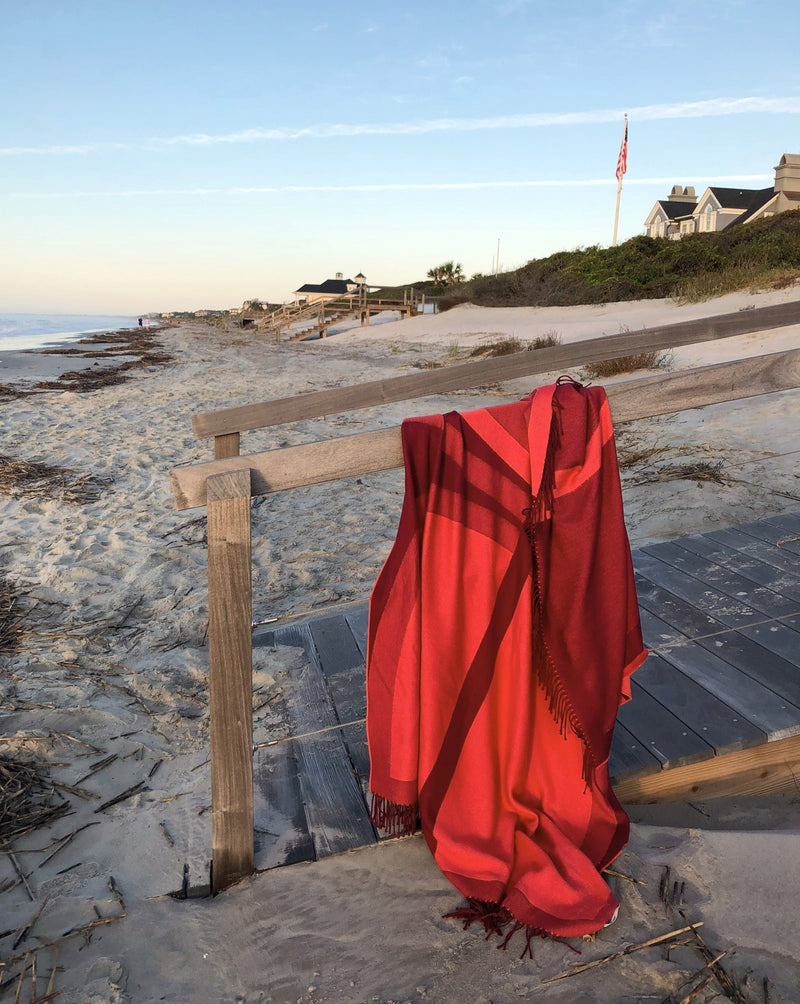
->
[1,288,799,1002]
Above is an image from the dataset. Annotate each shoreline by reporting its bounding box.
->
[1,295,800,1001]
[0,325,172,395]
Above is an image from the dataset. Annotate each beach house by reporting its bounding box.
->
[294,271,368,304]
[644,153,800,239]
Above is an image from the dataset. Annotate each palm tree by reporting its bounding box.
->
[427,261,464,286]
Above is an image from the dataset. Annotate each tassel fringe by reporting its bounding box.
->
[443,898,582,960]
[369,793,417,837]
[523,380,597,786]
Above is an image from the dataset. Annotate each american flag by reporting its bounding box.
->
[616,120,628,182]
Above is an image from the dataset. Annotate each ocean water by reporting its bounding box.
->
[0,312,141,352]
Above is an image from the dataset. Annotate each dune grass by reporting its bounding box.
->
[410,210,800,309]
[468,331,562,358]
[582,349,673,379]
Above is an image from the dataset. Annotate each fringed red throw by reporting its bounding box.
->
[366,378,648,941]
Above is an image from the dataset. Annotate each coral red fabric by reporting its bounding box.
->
[366,379,647,938]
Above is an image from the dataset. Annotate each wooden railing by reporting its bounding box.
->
[192,300,800,459]
[255,292,425,343]
[169,301,800,891]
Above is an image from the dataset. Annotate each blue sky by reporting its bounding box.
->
[1,0,799,313]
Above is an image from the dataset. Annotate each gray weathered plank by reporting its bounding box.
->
[639,606,697,649]
[763,511,800,536]
[191,302,800,438]
[642,539,800,606]
[675,534,800,596]
[308,616,370,787]
[609,723,662,782]
[277,622,376,857]
[635,572,800,703]
[632,652,765,755]
[648,641,800,743]
[738,618,800,669]
[634,572,720,637]
[252,742,314,868]
[633,551,791,627]
[616,680,714,769]
[345,605,369,660]
[733,518,800,555]
[702,526,800,573]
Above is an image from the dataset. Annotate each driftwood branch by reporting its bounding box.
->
[541,923,704,984]
[38,821,101,869]
[12,895,49,951]
[678,911,749,1004]
[1,913,127,968]
[94,782,148,813]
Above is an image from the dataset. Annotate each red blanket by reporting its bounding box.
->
[366,378,647,940]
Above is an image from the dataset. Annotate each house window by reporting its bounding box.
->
[701,205,714,232]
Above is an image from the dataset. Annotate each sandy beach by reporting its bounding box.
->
[1,287,800,1002]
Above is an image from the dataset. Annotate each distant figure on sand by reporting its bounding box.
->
[138,317,143,327]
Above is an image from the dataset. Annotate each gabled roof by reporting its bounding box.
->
[707,187,768,210]
[294,278,356,295]
[726,188,777,228]
[651,200,697,221]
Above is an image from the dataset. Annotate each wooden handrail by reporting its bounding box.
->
[191,299,800,442]
[173,347,800,510]
[258,295,419,337]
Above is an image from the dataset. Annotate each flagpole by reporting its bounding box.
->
[612,113,627,247]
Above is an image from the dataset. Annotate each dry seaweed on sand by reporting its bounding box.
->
[0,754,71,846]
[2,325,175,397]
[0,575,27,653]
[625,459,728,487]
[0,455,111,504]
[616,437,731,488]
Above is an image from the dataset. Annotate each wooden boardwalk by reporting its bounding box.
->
[250,510,800,871]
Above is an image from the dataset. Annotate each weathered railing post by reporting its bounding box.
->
[214,433,240,459]
[206,469,253,892]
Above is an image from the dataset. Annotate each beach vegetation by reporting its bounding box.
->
[468,331,562,358]
[581,349,673,379]
[426,260,465,292]
[400,209,800,308]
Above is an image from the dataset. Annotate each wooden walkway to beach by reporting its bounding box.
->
[250,509,800,872]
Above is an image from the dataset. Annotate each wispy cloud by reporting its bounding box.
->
[5,175,773,199]
[1,96,797,156]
